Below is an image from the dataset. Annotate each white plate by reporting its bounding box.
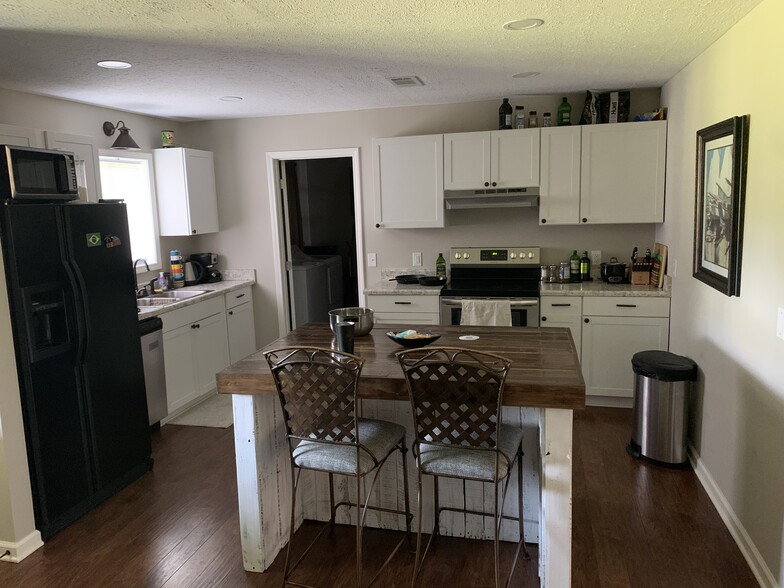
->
[458,335,480,341]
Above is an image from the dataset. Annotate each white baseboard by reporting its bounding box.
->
[160,389,215,425]
[0,530,43,563]
[585,396,633,409]
[688,443,778,588]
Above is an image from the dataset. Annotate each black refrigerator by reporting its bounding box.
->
[0,200,152,540]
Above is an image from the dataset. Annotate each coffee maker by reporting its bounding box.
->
[188,253,222,283]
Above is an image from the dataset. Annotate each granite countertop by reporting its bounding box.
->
[137,270,255,319]
[364,280,444,296]
[540,281,671,297]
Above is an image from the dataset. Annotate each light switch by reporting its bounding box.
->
[367,253,377,267]
[777,307,784,341]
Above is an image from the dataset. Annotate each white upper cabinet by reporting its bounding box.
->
[154,148,219,236]
[373,134,444,229]
[444,129,540,190]
[0,123,45,148]
[539,126,582,225]
[580,120,667,224]
[540,121,667,225]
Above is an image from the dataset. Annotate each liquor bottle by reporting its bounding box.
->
[569,250,581,283]
[557,97,572,126]
[436,253,446,276]
[580,251,590,281]
[514,106,526,129]
[498,98,512,129]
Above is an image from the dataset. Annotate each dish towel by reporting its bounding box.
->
[460,299,512,327]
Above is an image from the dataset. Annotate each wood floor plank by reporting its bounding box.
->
[0,408,758,587]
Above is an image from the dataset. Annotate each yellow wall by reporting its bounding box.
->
[660,0,784,583]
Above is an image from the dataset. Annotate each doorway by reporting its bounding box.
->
[267,148,364,337]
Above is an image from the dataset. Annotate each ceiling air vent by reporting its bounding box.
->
[386,76,425,87]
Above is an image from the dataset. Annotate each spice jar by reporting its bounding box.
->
[540,265,550,282]
[548,264,558,283]
[559,261,570,283]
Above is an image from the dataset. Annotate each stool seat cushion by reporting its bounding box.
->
[293,418,405,476]
[417,425,523,481]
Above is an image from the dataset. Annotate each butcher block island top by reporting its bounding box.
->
[217,323,585,410]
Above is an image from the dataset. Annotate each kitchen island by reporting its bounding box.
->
[217,323,584,587]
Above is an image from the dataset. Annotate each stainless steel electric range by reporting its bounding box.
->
[439,246,541,327]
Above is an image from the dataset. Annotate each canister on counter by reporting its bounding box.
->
[559,261,570,283]
[540,265,550,282]
[548,264,558,283]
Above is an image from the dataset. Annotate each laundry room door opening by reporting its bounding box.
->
[268,149,364,335]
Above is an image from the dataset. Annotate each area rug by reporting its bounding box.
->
[168,393,234,428]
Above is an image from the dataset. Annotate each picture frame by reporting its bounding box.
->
[693,115,750,297]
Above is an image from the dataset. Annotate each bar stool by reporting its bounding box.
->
[397,347,529,588]
[264,346,412,588]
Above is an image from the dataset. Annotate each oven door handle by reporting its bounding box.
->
[440,298,539,308]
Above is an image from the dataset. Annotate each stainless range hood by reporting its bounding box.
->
[444,187,539,210]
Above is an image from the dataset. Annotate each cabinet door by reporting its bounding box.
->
[193,311,230,396]
[540,296,583,361]
[184,149,219,234]
[581,316,669,398]
[163,323,200,413]
[227,302,257,364]
[491,129,540,188]
[0,123,45,148]
[444,131,491,190]
[373,135,444,228]
[45,132,101,202]
[539,127,581,225]
[580,121,666,224]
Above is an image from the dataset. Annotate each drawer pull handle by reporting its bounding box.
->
[191,323,201,329]
[394,301,412,305]
[236,293,245,299]
[616,304,638,308]
[551,303,571,307]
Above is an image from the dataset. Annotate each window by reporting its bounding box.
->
[99,151,161,271]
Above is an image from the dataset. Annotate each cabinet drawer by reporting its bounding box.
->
[366,295,439,314]
[374,313,440,327]
[583,296,670,318]
[161,296,226,332]
[225,286,252,310]
[541,296,582,316]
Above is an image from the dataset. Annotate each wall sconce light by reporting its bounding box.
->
[102,120,140,150]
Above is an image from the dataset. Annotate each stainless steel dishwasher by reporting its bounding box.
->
[139,316,167,426]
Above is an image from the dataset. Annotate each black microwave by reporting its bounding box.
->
[1,145,79,201]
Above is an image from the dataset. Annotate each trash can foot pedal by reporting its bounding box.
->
[626,441,642,459]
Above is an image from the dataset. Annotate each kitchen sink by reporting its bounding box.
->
[137,290,208,308]
[150,290,208,300]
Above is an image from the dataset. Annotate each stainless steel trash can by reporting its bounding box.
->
[627,350,697,465]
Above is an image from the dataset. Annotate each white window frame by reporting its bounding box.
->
[99,150,162,273]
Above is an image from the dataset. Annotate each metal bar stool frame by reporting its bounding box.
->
[265,346,412,588]
[397,347,529,588]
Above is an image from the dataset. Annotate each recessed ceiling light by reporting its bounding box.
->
[97,60,132,69]
[512,72,541,79]
[219,96,243,101]
[503,19,544,31]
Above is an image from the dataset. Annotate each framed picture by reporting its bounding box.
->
[693,115,750,296]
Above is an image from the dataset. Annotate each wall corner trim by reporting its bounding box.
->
[0,530,43,563]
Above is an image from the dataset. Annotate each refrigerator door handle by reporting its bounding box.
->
[61,253,89,364]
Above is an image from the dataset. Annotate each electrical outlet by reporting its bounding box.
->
[590,250,602,266]
[777,307,784,341]
[412,252,422,267]
[367,253,377,267]
[670,259,677,278]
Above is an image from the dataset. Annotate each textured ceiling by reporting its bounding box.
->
[0,0,762,121]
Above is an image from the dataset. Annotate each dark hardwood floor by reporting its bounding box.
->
[0,408,757,587]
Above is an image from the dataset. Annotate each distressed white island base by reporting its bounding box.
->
[218,324,583,588]
[230,394,573,588]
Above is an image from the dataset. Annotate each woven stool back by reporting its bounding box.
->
[265,347,364,445]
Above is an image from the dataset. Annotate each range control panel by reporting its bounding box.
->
[450,247,541,265]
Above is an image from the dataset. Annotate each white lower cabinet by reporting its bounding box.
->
[580,297,670,406]
[366,294,440,326]
[540,296,583,361]
[161,296,229,415]
[225,286,256,364]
